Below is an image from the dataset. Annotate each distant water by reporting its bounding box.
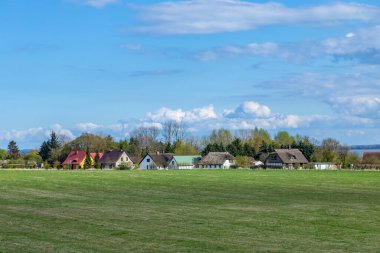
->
[350,149,380,156]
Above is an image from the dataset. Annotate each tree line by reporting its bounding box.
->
[0,122,368,168]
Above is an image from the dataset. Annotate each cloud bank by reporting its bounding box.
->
[135,1,380,34]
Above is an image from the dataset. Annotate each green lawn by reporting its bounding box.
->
[0,170,379,253]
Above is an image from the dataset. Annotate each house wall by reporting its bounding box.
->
[116,152,132,167]
[223,159,234,169]
[101,152,132,169]
[139,155,164,170]
[168,158,194,169]
[200,164,223,169]
[265,154,284,168]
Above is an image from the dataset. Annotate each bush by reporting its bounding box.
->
[116,162,134,170]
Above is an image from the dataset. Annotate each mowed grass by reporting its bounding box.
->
[0,170,380,253]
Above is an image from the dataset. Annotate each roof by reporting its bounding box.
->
[91,152,104,160]
[99,150,127,165]
[363,152,380,161]
[172,156,201,166]
[63,151,103,165]
[272,149,308,164]
[198,152,234,165]
[130,156,142,165]
[147,153,174,167]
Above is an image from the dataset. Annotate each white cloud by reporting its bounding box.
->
[47,124,75,139]
[76,122,129,133]
[330,96,380,117]
[72,0,118,8]
[76,122,101,132]
[147,105,217,123]
[225,101,272,118]
[195,42,279,61]
[263,71,380,118]
[320,25,380,64]
[135,1,380,34]
[1,128,43,141]
[141,122,163,129]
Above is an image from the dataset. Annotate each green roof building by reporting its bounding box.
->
[168,155,202,169]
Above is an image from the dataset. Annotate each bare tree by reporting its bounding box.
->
[131,126,160,150]
[162,120,187,144]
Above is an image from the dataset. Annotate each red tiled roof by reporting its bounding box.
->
[63,151,86,165]
[90,152,104,160]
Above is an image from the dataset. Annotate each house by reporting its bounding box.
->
[63,151,103,170]
[139,153,174,170]
[168,155,202,169]
[312,162,337,170]
[198,152,235,169]
[265,149,308,169]
[362,152,380,164]
[99,150,133,169]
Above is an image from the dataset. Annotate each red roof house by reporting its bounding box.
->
[63,151,103,169]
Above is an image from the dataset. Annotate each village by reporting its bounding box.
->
[1,127,380,171]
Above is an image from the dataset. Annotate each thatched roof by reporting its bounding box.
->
[199,152,234,165]
[148,153,174,167]
[273,149,308,164]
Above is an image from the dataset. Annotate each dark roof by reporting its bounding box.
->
[148,153,174,167]
[272,149,308,164]
[363,152,380,162]
[130,156,142,165]
[99,150,126,165]
[198,152,234,165]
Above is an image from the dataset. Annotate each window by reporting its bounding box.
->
[147,159,150,162]
[121,157,123,162]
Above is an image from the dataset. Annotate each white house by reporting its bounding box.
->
[168,156,202,169]
[99,150,133,169]
[139,153,174,170]
[198,152,235,169]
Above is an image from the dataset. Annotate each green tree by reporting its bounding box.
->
[274,131,294,148]
[292,135,315,161]
[94,152,101,169]
[83,148,92,169]
[235,156,253,168]
[118,139,130,151]
[201,143,225,156]
[226,138,243,157]
[209,129,234,147]
[7,140,20,159]
[246,128,272,151]
[345,152,360,167]
[242,143,256,157]
[165,142,175,153]
[321,138,340,163]
[0,149,8,160]
[39,131,62,165]
[39,141,50,161]
[173,140,199,155]
[127,137,142,157]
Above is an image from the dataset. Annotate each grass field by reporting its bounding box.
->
[0,170,380,253]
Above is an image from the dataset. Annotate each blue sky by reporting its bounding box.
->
[2,0,380,148]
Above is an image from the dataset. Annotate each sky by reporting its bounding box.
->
[1,0,380,148]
